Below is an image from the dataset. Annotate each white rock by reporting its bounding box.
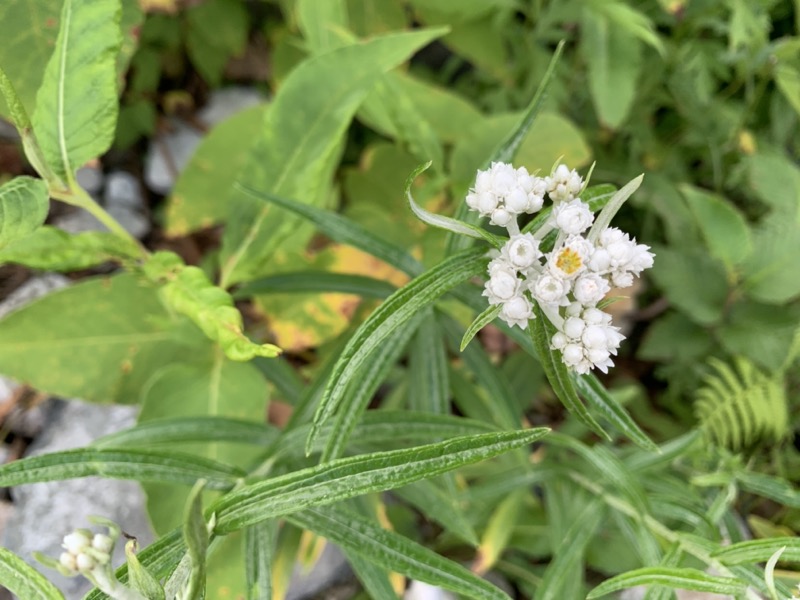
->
[75,165,104,195]
[104,171,150,239]
[405,581,458,600]
[144,87,263,194]
[0,274,70,320]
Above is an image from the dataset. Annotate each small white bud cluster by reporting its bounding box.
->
[59,529,113,575]
[465,162,547,228]
[467,162,654,374]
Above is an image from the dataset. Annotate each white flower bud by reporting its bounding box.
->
[562,344,585,365]
[505,234,540,269]
[505,188,529,213]
[92,533,114,554]
[611,271,634,288]
[631,244,654,271]
[581,325,608,350]
[599,227,626,246]
[500,295,533,328]
[527,193,544,213]
[475,170,492,193]
[60,552,78,572]
[465,192,479,210]
[551,332,568,350]
[607,240,634,264]
[582,307,606,325]
[63,531,92,555]
[573,273,610,306]
[76,553,96,572]
[563,316,586,339]
[490,208,513,227]
[477,191,498,214]
[553,199,594,235]
[492,165,516,194]
[565,301,583,317]
[588,248,611,272]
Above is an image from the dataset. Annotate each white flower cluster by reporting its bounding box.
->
[467,162,654,374]
[59,529,113,575]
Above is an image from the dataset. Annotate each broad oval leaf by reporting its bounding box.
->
[220,28,446,286]
[0,176,49,250]
[0,448,244,489]
[0,547,65,600]
[212,428,549,533]
[32,0,122,184]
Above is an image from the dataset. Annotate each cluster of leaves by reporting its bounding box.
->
[0,0,798,599]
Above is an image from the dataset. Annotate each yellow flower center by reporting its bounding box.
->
[555,247,583,275]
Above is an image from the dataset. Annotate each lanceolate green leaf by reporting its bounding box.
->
[0,547,65,600]
[234,271,396,300]
[92,417,278,449]
[291,506,510,600]
[234,184,422,277]
[0,448,244,489]
[586,567,744,599]
[530,304,609,440]
[182,481,209,600]
[212,428,548,533]
[0,176,49,250]
[321,316,421,462]
[307,247,487,453]
[460,304,502,351]
[220,28,446,286]
[711,537,800,564]
[32,0,122,185]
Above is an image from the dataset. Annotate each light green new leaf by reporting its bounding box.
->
[32,0,122,185]
[0,176,49,250]
[212,428,548,533]
[530,304,609,440]
[461,304,503,351]
[0,448,243,489]
[124,540,165,600]
[735,471,800,508]
[292,506,510,600]
[474,489,525,574]
[680,185,752,269]
[219,28,446,286]
[182,481,209,600]
[0,225,139,270]
[297,0,349,53]
[307,247,487,453]
[0,547,65,600]
[143,252,280,361]
[581,8,641,129]
[712,537,800,564]
[586,567,744,598]
[0,273,183,404]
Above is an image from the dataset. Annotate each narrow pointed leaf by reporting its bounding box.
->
[234,184,422,277]
[212,428,548,533]
[460,304,502,351]
[530,304,609,439]
[711,537,800,564]
[0,547,64,600]
[587,174,644,242]
[406,162,503,247]
[573,374,657,451]
[290,506,510,600]
[586,568,744,598]
[234,271,396,300]
[0,449,244,489]
[124,540,165,600]
[245,521,275,600]
[32,0,122,184]
[307,247,487,453]
[182,481,209,600]
[0,176,49,250]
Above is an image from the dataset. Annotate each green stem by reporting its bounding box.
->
[49,184,148,257]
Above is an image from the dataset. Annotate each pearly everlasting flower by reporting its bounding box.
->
[465,162,548,224]
[502,233,541,269]
[63,531,92,555]
[500,295,534,329]
[460,162,653,374]
[530,273,570,306]
[483,262,521,304]
[546,236,594,280]
[572,273,611,306]
[553,199,594,234]
[545,164,583,202]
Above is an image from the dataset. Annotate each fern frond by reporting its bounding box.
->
[695,356,788,451]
